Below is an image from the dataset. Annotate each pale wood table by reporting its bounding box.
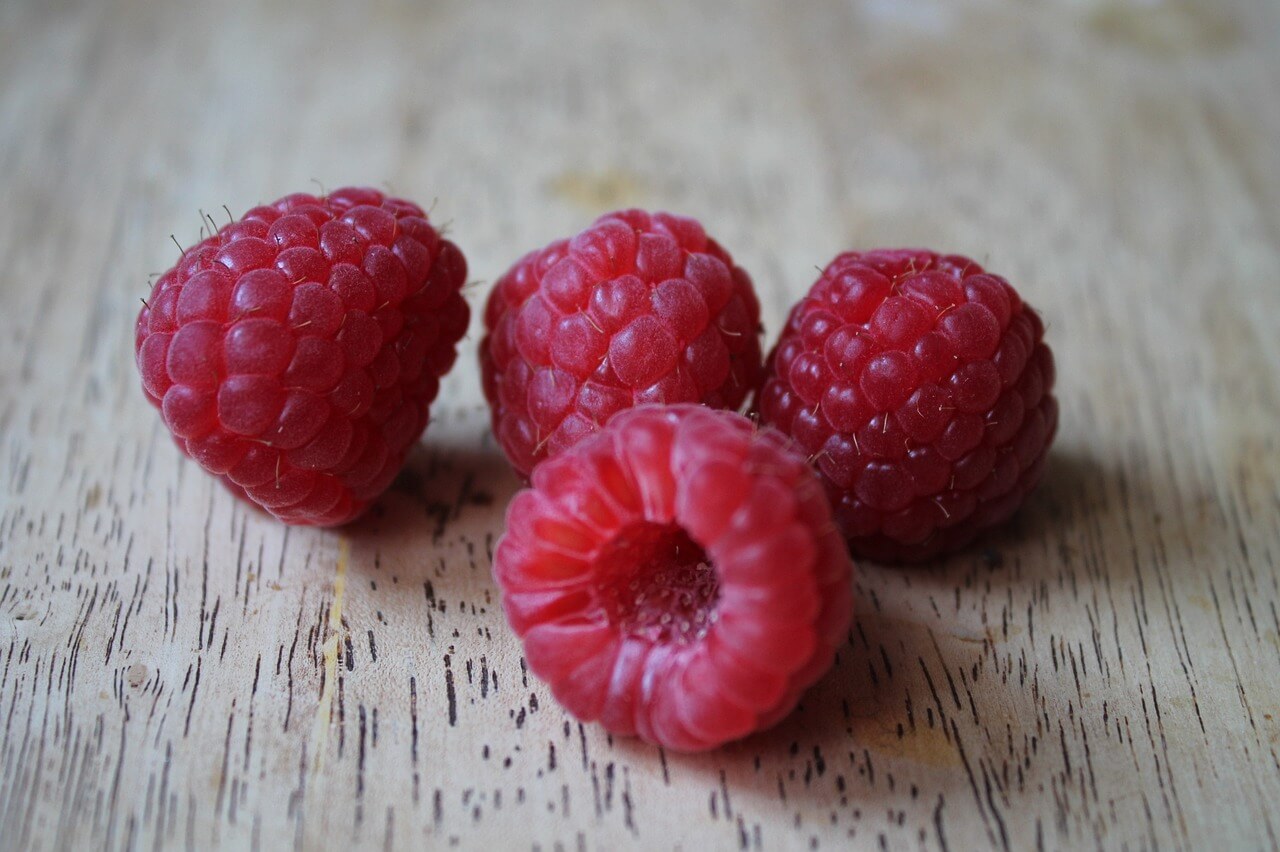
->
[2,0,1278,849]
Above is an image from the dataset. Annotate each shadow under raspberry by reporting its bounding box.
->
[339,438,520,587]
[848,447,1111,574]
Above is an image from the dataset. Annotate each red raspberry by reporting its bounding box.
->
[479,210,763,477]
[757,250,1057,562]
[493,405,853,752]
[134,187,469,526]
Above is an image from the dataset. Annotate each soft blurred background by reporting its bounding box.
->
[2,0,1278,849]
[5,0,1276,328]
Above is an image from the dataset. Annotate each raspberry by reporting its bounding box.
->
[492,405,853,752]
[479,210,763,477]
[134,187,469,526]
[757,250,1057,562]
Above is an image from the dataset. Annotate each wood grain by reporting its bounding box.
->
[2,0,1278,849]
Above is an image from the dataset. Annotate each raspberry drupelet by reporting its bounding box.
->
[757,250,1057,563]
[134,187,469,526]
[480,210,764,478]
[492,405,854,752]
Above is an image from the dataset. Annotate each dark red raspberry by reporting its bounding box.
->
[134,187,469,526]
[757,250,1057,562]
[479,210,763,477]
[493,405,853,752]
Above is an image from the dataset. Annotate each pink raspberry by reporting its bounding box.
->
[134,187,469,526]
[757,250,1057,562]
[493,405,853,752]
[479,210,763,477]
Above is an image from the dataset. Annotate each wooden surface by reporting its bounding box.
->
[2,0,1279,849]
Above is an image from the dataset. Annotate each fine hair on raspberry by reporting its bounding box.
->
[492,404,853,752]
[134,186,470,526]
[757,249,1057,562]
[480,209,764,477]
